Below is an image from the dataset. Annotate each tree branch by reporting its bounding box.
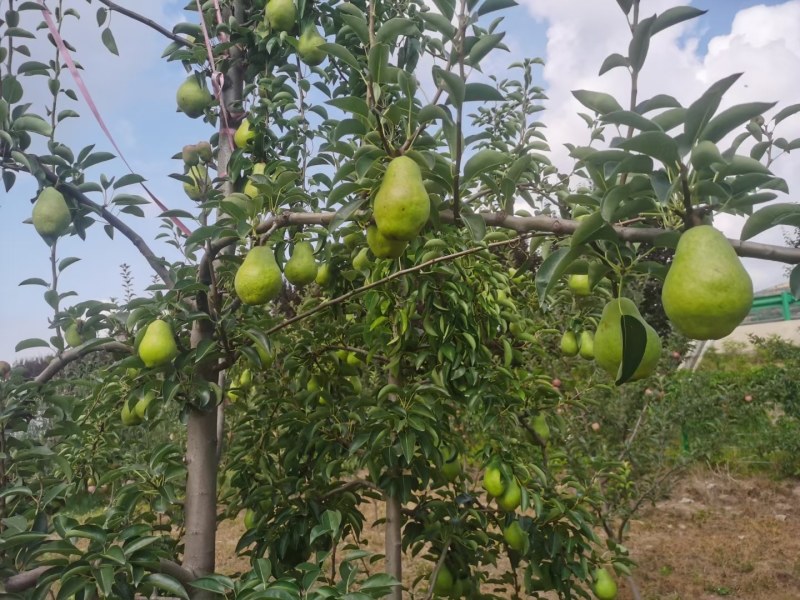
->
[96,0,192,48]
[34,340,131,385]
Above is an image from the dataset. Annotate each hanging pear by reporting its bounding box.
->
[532,414,550,444]
[367,224,408,259]
[235,246,283,305]
[234,118,255,148]
[497,477,522,512]
[138,320,178,368]
[579,330,595,360]
[32,187,71,241]
[298,24,326,66]
[560,331,578,357]
[373,156,430,241]
[176,74,212,118]
[662,225,753,340]
[265,0,296,32]
[594,298,661,382]
[183,164,208,200]
[284,241,318,286]
[244,163,267,198]
[592,568,618,600]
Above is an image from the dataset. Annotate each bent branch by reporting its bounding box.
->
[96,0,192,48]
[34,340,131,385]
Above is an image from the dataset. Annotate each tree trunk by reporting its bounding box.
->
[384,493,403,600]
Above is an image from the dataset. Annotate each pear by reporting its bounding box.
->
[315,262,332,286]
[662,225,753,340]
[482,464,505,498]
[182,144,200,166]
[579,330,595,360]
[134,390,155,419]
[298,24,326,66]
[497,477,522,512]
[121,401,142,426]
[64,320,95,348]
[352,247,371,271]
[196,142,213,162]
[183,164,208,200]
[244,163,267,198]
[234,118,255,148]
[367,224,408,259]
[176,74,212,118]
[138,320,178,368]
[244,508,257,529]
[32,187,71,241]
[592,568,618,600]
[568,273,591,296]
[265,0,296,32]
[503,521,526,552]
[441,450,462,482]
[433,565,454,596]
[532,414,550,444]
[691,140,723,171]
[235,246,283,305]
[256,344,275,368]
[594,298,661,381]
[373,156,431,241]
[560,331,579,357]
[284,241,318,286]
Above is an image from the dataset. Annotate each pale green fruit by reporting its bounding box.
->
[367,224,408,259]
[134,390,155,419]
[592,568,618,600]
[432,565,454,596]
[690,140,723,171]
[265,0,296,32]
[594,298,661,381]
[343,232,363,249]
[121,401,142,426]
[284,241,318,286]
[482,464,505,497]
[244,163,267,198]
[235,246,283,305]
[64,322,84,348]
[315,262,332,286]
[306,375,320,392]
[32,187,71,241]
[196,141,213,162]
[183,164,208,200]
[560,331,579,357]
[298,24,326,66]
[182,144,200,166]
[568,273,591,296]
[441,451,462,482]
[373,156,431,241]
[345,352,362,367]
[352,247,371,271]
[138,320,178,368]
[662,225,753,340]
[244,508,257,529]
[256,345,274,368]
[239,368,252,387]
[503,520,526,551]
[234,118,255,148]
[532,414,550,444]
[497,477,522,512]
[176,74,212,118]
[579,330,595,360]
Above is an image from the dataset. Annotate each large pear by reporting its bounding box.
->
[284,241,318,286]
[298,24,326,66]
[592,568,618,600]
[662,225,753,340]
[265,0,296,32]
[373,156,430,241]
[176,74,212,119]
[594,298,661,381]
[138,320,178,368]
[32,187,71,241]
[235,246,283,305]
[366,224,408,259]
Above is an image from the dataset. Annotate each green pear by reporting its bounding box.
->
[196,141,213,162]
[373,156,431,241]
[579,330,595,360]
[298,24,326,66]
[265,0,296,32]
[560,331,579,356]
[497,477,521,512]
[244,508,257,529]
[592,568,618,600]
[32,187,71,241]
[244,162,267,198]
[64,320,95,348]
[367,224,408,259]
[503,521,526,552]
[352,247,371,271]
[138,320,178,368]
[134,390,155,419]
[315,262,332,286]
[182,144,200,166]
[235,246,283,305]
[568,273,591,296]
[183,164,208,200]
[441,450,462,482]
[121,401,142,426]
[234,118,255,148]
[690,140,723,171]
[432,564,454,596]
[176,74,212,118]
[532,414,550,444]
[284,241,318,286]
[594,298,661,381]
[662,225,753,340]
[256,344,275,368]
[482,464,505,497]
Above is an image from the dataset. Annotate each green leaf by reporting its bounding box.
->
[617,315,647,385]
[376,18,419,45]
[327,96,370,118]
[141,574,189,600]
[571,210,616,244]
[700,102,777,143]
[113,173,146,189]
[600,110,659,132]
[421,12,456,37]
[101,28,119,55]
[19,277,49,286]
[616,0,633,14]
[468,32,506,67]
[774,103,800,125]
[64,525,107,545]
[12,114,53,136]
[190,576,235,594]
[598,53,629,76]
[368,43,390,83]
[572,90,623,115]
[636,94,682,114]
[740,203,800,240]
[319,43,361,71]
[628,15,655,72]
[58,257,80,272]
[15,338,50,351]
[464,82,503,102]
[328,195,368,233]
[82,151,116,169]
[684,73,742,145]
[652,6,707,35]
[431,0,456,20]
[433,67,465,108]
[462,213,486,241]
[477,0,517,16]
[535,245,585,303]
[618,131,679,166]
[462,149,507,184]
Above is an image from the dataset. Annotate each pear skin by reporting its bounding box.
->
[594,298,661,381]
[298,24,326,66]
[176,74,212,118]
[183,164,208,200]
[560,331,579,356]
[592,568,618,600]
[373,156,431,241]
[579,330,595,360]
[284,241,318,286]
[367,224,408,259]
[32,187,71,241]
[265,0,296,32]
[235,246,283,305]
[662,225,753,340]
[138,320,178,368]
[234,118,255,148]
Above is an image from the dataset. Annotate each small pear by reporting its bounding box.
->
[234,118,255,148]
[182,144,200,166]
[441,450,462,482]
[244,508,257,530]
[284,241,318,286]
[532,414,550,444]
[497,477,522,512]
[503,521,526,552]
[138,320,178,368]
[121,401,142,426]
[594,298,661,381]
[244,163,267,198]
[579,330,595,360]
[196,141,213,162]
[265,0,296,32]
[298,24,326,66]
[691,140,723,171]
[433,565,454,596]
[64,320,95,348]
[176,74,212,118]
[568,274,591,296]
[367,224,408,259]
[315,262,332,286]
[183,164,209,200]
[662,225,753,340]
[134,390,156,419]
[32,187,71,241]
[592,568,618,600]
[235,246,283,305]
[560,331,579,357]
[482,464,505,498]
[352,247,371,271]
[373,156,431,241]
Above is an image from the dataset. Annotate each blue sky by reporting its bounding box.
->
[1,1,799,361]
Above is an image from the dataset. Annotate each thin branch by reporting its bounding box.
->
[319,478,383,500]
[34,340,131,385]
[424,539,451,600]
[96,0,192,48]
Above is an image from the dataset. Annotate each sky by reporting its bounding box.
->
[1,0,799,361]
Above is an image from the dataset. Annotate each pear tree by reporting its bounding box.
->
[2,1,800,599]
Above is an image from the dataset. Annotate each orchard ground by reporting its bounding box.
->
[213,468,800,600]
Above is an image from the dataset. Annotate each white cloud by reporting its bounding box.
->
[520,0,800,291]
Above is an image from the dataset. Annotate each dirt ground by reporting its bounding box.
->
[217,469,800,599]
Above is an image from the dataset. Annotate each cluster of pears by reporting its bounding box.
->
[176,73,213,119]
[432,563,473,598]
[662,225,753,340]
[560,329,594,360]
[181,141,213,200]
[594,298,661,382]
[137,319,179,368]
[482,461,523,516]
[32,187,71,244]
[235,241,320,305]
